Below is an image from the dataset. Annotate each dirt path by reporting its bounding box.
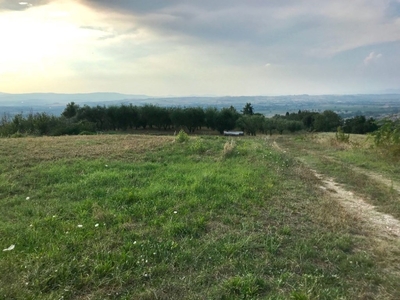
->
[313,170,400,239]
[313,150,400,194]
[271,140,400,240]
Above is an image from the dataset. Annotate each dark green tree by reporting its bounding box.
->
[242,103,254,115]
[215,108,239,134]
[313,110,342,132]
[204,107,219,130]
[236,115,265,136]
[62,102,80,118]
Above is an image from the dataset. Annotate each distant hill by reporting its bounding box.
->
[0,92,149,106]
[0,92,399,119]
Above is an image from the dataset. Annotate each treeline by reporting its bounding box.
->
[0,102,380,137]
[283,110,378,134]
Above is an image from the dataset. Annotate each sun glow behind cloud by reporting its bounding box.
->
[0,1,134,91]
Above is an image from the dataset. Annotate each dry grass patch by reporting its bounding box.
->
[0,135,173,163]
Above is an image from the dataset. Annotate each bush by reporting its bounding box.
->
[335,126,350,143]
[175,129,189,143]
[190,138,207,153]
[9,131,27,138]
[370,119,400,157]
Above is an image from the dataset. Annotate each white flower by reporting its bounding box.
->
[95,224,99,227]
[77,224,83,228]
[3,244,15,251]
[26,197,30,200]
[105,165,108,167]
[173,211,177,214]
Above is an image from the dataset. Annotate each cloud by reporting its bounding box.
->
[75,0,400,60]
[386,0,400,18]
[364,51,382,65]
[1,0,400,95]
[0,0,49,11]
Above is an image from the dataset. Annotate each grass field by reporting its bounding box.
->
[1,134,400,299]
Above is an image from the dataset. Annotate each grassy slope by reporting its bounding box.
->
[0,135,399,299]
[274,133,400,219]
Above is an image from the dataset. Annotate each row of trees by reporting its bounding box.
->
[282,110,378,134]
[0,102,380,137]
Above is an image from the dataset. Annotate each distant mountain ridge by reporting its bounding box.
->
[0,92,399,119]
[0,92,150,106]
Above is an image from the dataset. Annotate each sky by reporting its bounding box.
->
[1,0,400,96]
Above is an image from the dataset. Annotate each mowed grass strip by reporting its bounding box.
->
[0,135,399,299]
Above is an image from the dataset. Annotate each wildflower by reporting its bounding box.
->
[26,197,30,200]
[133,241,137,244]
[105,165,108,167]
[95,223,99,227]
[77,224,83,228]
[173,211,177,214]
[3,244,15,251]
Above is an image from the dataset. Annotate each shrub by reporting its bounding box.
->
[190,138,207,153]
[335,126,350,143]
[175,129,189,143]
[9,131,27,138]
[370,119,400,157]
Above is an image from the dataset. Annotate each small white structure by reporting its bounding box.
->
[223,131,244,136]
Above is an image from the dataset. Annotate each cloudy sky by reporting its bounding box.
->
[1,0,400,96]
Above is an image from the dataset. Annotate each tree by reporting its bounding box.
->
[313,110,342,132]
[236,115,265,136]
[170,107,186,130]
[343,116,378,134]
[215,108,239,134]
[204,107,219,130]
[62,102,80,119]
[184,107,205,133]
[263,118,276,135]
[241,103,254,115]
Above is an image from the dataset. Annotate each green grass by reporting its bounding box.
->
[275,133,400,219]
[0,135,400,299]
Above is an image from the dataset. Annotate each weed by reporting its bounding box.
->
[190,137,207,154]
[221,274,268,298]
[176,129,189,143]
[335,126,350,143]
[223,139,236,157]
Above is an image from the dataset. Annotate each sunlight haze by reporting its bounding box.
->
[1,0,400,96]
